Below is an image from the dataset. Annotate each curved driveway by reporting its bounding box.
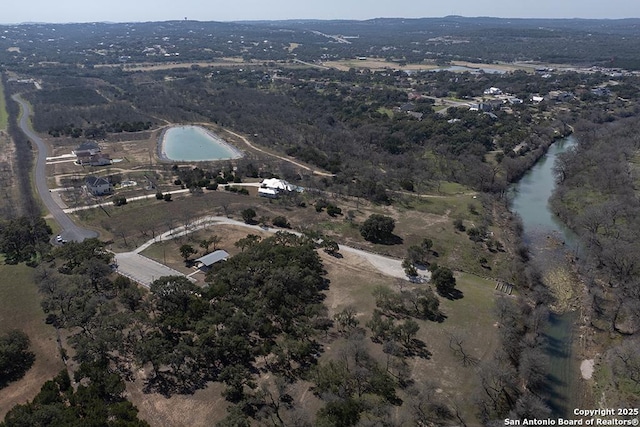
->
[115,215,430,287]
[12,94,98,242]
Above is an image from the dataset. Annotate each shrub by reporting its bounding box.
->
[155,192,164,200]
[360,214,395,243]
[326,204,342,217]
[241,208,257,224]
[272,216,290,228]
[206,183,219,191]
[113,196,127,206]
[163,193,172,202]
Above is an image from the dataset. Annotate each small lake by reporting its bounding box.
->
[509,135,580,417]
[160,125,243,162]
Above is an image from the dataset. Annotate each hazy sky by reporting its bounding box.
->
[2,0,639,24]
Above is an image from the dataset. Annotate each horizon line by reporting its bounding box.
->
[2,15,640,26]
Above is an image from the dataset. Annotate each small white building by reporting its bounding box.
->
[258,187,279,198]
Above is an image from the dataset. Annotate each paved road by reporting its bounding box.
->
[12,94,98,242]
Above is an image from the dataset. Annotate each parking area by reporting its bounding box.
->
[114,252,189,287]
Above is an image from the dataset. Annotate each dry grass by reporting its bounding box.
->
[0,262,65,419]
[319,251,500,425]
[322,58,534,73]
[140,224,272,283]
[127,377,230,427]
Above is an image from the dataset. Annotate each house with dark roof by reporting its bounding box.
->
[73,141,101,157]
[85,176,113,196]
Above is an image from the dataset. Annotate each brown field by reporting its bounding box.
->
[323,57,536,74]
[0,262,65,420]
[94,57,250,72]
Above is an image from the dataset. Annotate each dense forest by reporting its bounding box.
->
[1,18,640,68]
[550,117,640,406]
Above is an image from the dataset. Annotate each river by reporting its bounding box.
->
[509,135,581,417]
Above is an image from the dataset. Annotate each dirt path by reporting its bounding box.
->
[222,128,336,177]
[114,215,428,286]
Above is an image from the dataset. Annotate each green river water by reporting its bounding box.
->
[509,135,581,417]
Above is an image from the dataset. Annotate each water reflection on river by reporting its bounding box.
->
[509,135,580,417]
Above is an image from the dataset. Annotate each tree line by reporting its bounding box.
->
[550,116,640,406]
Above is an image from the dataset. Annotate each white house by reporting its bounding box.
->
[261,178,295,192]
[85,176,113,196]
[483,87,502,96]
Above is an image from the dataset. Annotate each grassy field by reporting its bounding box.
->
[0,79,8,131]
[75,178,511,281]
[0,261,64,419]
[320,251,500,425]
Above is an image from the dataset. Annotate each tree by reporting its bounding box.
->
[234,234,262,252]
[163,193,172,202]
[421,238,433,252]
[113,196,127,206]
[394,319,420,348]
[402,258,418,278]
[200,235,221,252]
[326,204,342,217]
[241,208,257,224]
[322,239,340,256]
[359,214,396,243]
[0,216,52,264]
[179,244,197,262]
[272,216,290,228]
[0,330,35,388]
[432,266,457,297]
[407,246,427,266]
[2,365,149,426]
[333,307,359,334]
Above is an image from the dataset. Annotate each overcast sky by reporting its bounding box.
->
[2,0,639,24]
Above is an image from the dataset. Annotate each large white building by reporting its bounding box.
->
[261,178,295,192]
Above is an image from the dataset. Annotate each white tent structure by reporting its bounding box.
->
[261,178,295,192]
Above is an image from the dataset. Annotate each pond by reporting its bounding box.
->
[160,125,243,162]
